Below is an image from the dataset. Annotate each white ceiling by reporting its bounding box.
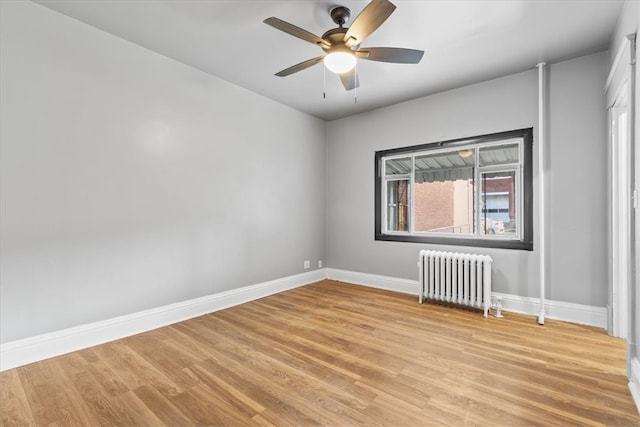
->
[34,0,624,121]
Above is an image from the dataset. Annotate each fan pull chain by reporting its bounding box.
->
[323,64,326,99]
[354,63,358,104]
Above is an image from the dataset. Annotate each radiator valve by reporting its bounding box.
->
[493,297,504,318]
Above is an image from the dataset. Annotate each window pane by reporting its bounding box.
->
[385,157,411,175]
[481,171,516,236]
[479,143,519,166]
[414,150,474,234]
[414,178,475,234]
[386,180,409,232]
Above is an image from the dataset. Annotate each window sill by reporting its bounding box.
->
[375,233,533,251]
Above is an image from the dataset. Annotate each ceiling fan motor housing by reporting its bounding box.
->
[321,27,351,53]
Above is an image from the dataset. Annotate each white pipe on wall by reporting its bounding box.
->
[537,62,547,326]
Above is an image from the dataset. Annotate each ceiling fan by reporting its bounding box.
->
[264,0,424,91]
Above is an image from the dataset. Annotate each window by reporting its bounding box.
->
[375,128,533,250]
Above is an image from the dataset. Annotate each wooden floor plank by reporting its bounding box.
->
[0,370,33,427]
[92,340,183,398]
[132,384,192,426]
[1,280,638,426]
[115,390,166,426]
[15,358,96,426]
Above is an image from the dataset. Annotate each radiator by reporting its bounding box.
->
[418,250,493,317]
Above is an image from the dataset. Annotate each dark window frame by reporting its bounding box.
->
[374,128,533,251]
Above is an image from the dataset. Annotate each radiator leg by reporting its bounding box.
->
[418,258,424,304]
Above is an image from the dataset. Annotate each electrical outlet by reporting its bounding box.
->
[318,260,323,268]
[304,260,310,269]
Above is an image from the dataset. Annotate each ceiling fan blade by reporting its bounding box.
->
[264,17,331,49]
[275,56,324,77]
[343,0,396,47]
[355,47,424,64]
[340,68,359,91]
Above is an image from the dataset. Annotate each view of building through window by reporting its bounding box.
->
[384,144,519,237]
[414,178,474,234]
[481,171,516,236]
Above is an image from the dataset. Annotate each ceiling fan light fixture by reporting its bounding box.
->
[324,51,356,74]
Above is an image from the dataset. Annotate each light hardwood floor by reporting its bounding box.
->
[1,280,639,426]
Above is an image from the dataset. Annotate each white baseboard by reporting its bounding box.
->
[326,268,606,328]
[630,357,640,415]
[1,267,608,372]
[492,292,607,329]
[325,268,418,295]
[0,269,326,372]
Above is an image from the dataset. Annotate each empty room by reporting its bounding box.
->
[1,0,640,425]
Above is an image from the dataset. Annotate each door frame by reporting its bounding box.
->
[610,80,631,339]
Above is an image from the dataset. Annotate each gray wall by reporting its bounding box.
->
[0,1,326,343]
[547,53,608,304]
[327,52,608,307]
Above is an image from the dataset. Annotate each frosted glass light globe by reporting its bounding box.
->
[324,52,356,74]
